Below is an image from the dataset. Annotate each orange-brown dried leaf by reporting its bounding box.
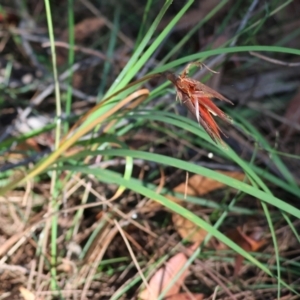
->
[224,227,266,252]
[220,227,266,275]
[139,252,188,300]
[172,213,208,243]
[236,227,266,252]
[171,171,245,198]
[167,171,245,243]
[139,244,198,300]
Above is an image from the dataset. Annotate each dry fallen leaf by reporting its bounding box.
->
[168,171,245,243]
[139,252,187,299]
[219,226,266,275]
[172,213,208,243]
[171,171,245,198]
[139,244,199,300]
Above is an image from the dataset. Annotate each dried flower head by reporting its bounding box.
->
[166,62,233,145]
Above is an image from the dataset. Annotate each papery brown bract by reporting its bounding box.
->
[165,62,233,145]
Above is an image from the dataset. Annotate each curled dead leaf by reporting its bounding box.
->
[218,226,266,275]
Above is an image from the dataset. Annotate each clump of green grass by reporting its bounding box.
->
[0,0,300,298]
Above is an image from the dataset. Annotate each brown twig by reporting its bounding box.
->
[250,51,300,67]
[42,41,108,61]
